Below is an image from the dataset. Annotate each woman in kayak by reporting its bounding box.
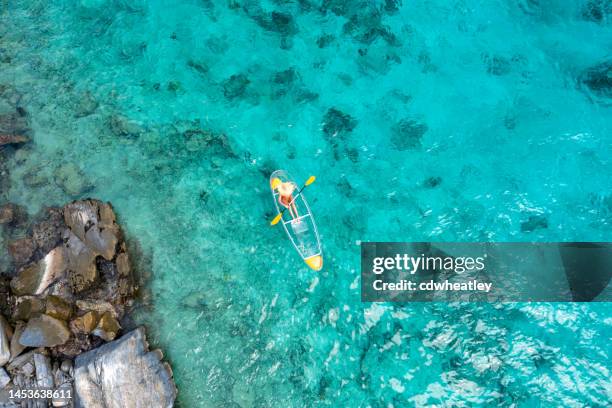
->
[278,182,300,219]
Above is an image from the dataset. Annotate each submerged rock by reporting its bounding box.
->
[23,166,49,188]
[74,328,176,408]
[423,176,442,188]
[108,115,144,138]
[322,108,358,139]
[75,91,99,118]
[316,34,335,48]
[0,112,29,136]
[19,314,71,348]
[223,74,250,100]
[8,237,37,266]
[54,163,93,197]
[187,59,209,75]
[484,54,511,76]
[0,204,15,224]
[580,60,612,98]
[267,11,297,36]
[271,68,298,97]
[582,1,612,23]
[340,8,399,46]
[0,134,28,147]
[390,118,428,150]
[0,203,26,226]
[521,215,548,232]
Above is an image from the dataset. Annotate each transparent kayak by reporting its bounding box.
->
[270,170,323,271]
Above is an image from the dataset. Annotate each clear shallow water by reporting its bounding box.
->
[1,0,611,406]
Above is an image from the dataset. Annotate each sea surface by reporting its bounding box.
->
[1,0,611,406]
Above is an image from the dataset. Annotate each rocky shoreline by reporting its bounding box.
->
[0,199,176,407]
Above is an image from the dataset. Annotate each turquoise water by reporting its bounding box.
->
[1,0,612,406]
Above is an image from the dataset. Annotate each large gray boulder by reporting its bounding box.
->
[10,247,67,296]
[0,316,10,367]
[63,200,120,261]
[19,315,71,348]
[74,328,176,408]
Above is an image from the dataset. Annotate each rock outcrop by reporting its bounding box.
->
[6,199,133,357]
[1,198,176,406]
[74,328,176,408]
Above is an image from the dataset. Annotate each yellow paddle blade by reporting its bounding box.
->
[305,175,316,186]
[270,177,282,190]
[270,212,283,226]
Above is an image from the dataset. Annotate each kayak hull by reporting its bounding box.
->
[270,170,323,271]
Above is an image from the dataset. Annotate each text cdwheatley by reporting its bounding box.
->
[372,279,492,293]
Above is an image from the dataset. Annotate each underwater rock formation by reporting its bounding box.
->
[316,34,335,48]
[108,114,144,138]
[74,91,99,118]
[582,0,612,23]
[521,215,548,232]
[0,134,28,147]
[322,108,357,139]
[580,60,612,98]
[390,118,428,150]
[74,328,176,408]
[223,73,251,100]
[423,176,442,188]
[7,237,37,267]
[264,11,297,36]
[0,204,26,227]
[270,67,318,102]
[320,1,399,46]
[0,111,29,139]
[483,54,512,76]
[54,163,94,197]
[241,2,298,37]
[271,68,298,98]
